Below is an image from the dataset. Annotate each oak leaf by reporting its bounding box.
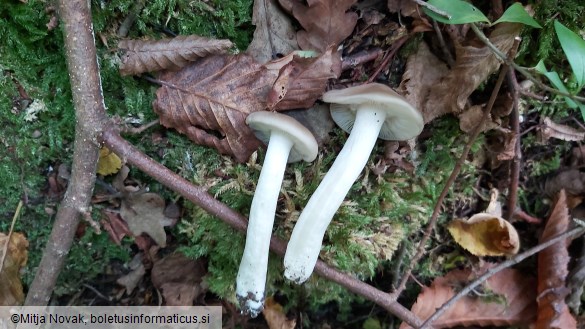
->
[266,47,342,110]
[151,253,207,306]
[288,0,358,51]
[118,35,233,76]
[448,213,520,257]
[247,0,298,63]
[120,192,174,247]
[536,190,577,329]
[0,232,28,306]
[153,54,276,163]
[400,267,537,328]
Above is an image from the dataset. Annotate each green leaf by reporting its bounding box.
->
[494,3,542,28]
[424,0,490,24]
[554,20,585,88]
[535,60,585,120]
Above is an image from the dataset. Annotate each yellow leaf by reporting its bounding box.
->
[448,213,519,257]
[97,147,122,176]
[0,232,29,305]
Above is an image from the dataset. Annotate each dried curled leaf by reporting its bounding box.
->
[153,54,276,162]
[536,190,577,329]
[151,253,207,306]
[400,267,537,329]
[266,47,341,110]
[423,23,522,123]
[0,232,28,306]
[247,0,298,63]
[118,35,233,76]
[290,0,358,51]
[538,116,585,142]
[448,213,520,257]
[263,297,296,329]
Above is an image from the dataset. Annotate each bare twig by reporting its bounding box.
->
[0,200,22,272]
[25,0,106,306]
[506,48,522,221]
[100,129,424,327]
[341,48,383,71]
[418,226,585,329]
[392,48,514,298]
[367,36,409,83]
[469,24,585,103]
[432,20,454,67]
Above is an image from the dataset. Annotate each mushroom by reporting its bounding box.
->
[284,83,424,283]
[236,111,318,316]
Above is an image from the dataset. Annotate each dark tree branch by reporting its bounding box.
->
[25,0,107,305]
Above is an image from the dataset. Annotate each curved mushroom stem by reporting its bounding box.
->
[284,106,385,283]
[236,131,293,317]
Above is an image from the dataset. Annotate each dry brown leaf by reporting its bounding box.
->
[543,169,585,205]
[400,267,537,329]
[0,232,28,306]
[423,23,522,123]
[120,192,172,247]
[151,253,207,306]
[247,0,298,64]
[153,54,276,163]
[118,35,233,76]
[387,0,417,17]
[457,105,499,133]
[538,117,585,142]
[117,262,146,295]
[101,209,131,245]
[262,297,296,329]
[398,42,449,118]
[448,213,520,257]
[267,47,341,110]
[290,0,358,51]
[536,190,577,329]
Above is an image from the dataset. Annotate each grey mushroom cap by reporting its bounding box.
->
[246,111,318,163]
[323,83,423,141]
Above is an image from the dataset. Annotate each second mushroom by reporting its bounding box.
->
[236,111,318,317]
[284,83,424,284]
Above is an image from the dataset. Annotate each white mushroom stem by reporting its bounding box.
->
[236,131,293,317]
[284,106,385,283]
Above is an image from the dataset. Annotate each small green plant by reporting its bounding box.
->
[425,0,585,119]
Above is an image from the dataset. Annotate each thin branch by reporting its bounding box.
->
[25,0,106,306]
[418,225,585,329]
[100,129,424,327]
[506,67,521,220]
[392,47,514,298]
[469,24,585,103]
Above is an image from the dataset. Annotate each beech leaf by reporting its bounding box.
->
[247,0,298,64]
[151,253,207,306]
[536,190,577,329]
[97,146,122,176]
[266,47,342,110]
[0,232,28,306]
[400,267,537,328]
[448,213,520,257]
[118,35,233,76]
[291,0,358,51]
[153,54,276,163]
